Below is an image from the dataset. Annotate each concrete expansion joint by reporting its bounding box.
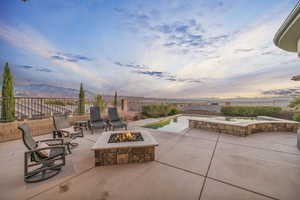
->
[198,133,221,200]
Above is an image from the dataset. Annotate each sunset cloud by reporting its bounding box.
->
[0,22,107,87]
[0,0,299,98]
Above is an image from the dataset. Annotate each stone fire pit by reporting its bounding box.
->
[91,130,158,166]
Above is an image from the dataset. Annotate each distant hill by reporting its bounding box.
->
[15,83,95,98]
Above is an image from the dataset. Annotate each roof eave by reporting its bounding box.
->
[273,1,300,49]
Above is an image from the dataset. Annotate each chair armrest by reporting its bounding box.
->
[57,130,71,137]
[38,138,64,145]
[25,146,66,164]
[107,121,113,125]
[25,145,65,154]
[73,125,83,129]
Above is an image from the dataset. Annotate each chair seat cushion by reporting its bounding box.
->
[37,142,50,157]
[110,120,126,127]
[91,121,107,128]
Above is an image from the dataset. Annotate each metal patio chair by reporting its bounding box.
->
[89,106,108,134]
[52,115,84,153]
[108,107,127,131]
[18,124,66,183]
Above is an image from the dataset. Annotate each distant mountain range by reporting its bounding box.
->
[1,63,298,100]
[15,83,95,98]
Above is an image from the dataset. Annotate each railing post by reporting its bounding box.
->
[40,98,43,117]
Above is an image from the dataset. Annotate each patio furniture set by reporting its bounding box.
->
[18,107,128,183]
[89,107,127,134]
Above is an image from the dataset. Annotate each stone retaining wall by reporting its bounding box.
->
[189,120,300,137]
[94,146,155,166]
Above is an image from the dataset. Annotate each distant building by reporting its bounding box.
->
[217,97,293,109]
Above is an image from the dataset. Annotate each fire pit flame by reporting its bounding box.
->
[125,132,135,139]
[117,132,135,142]
[108,131,144,143]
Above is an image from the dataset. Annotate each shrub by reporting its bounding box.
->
[93,95,107,113]
[45,99,75,106]
[277,110,295,120]
[289,97,300,110]
[143,119,172,129]
[293,113,300,122]
[221,106,282,117]
[133,114,147,121]
[169,106,180,115]
[142,104,180,118]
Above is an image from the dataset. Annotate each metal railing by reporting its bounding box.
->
[0,97,92,122]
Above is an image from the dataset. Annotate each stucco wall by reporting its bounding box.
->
[0,114,90,143]
[0,109,138,143]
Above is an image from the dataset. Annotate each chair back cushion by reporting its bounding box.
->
[108,107,120,121]
[90,106,102,122]
[53,115,70,130]
[18,124,37,150]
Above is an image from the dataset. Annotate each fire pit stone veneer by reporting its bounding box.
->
[91,130,158,166]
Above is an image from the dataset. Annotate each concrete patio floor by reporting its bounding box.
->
[0,118,300,200]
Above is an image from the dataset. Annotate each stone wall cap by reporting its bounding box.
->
[91,130,159,150]
[189,116,300,127]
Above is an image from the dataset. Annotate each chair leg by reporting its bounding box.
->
[66,144,72,154]
[24,160,63,183]
[80,128,84,137]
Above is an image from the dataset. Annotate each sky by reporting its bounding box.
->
[0,0,299,98]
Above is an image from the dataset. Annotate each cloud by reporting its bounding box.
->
[235,48,255,53]
[0,22,107,87]
[163,42,176,47]
[114,61,202,84]
[1,1,297,98]
[133,69,202,83]
[263,87,300,96]
[36,68,52,73]
[19,65,33,69]
[261,51,277,55]
[114,61,147,69]
[153,24,173,33]
[175,25,189,33]
[51,55,64,60]
[51,52,92,63]
[135,70,164,77]
[17,65,52,73]
[150,20,228,51]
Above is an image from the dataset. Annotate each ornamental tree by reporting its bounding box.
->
[113,91,118,107]
[1,63,15,122]
[78,83,85,115]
